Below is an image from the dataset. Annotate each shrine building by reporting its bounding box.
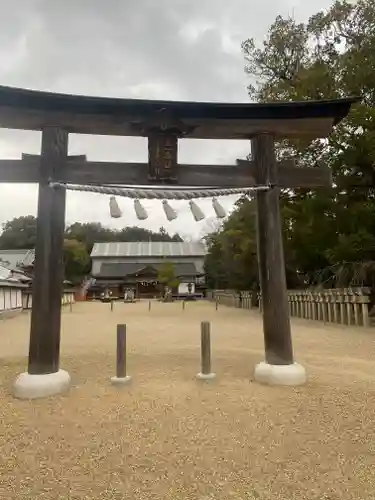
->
[89,241,206,299]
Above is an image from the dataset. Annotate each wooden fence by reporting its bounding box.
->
[208,288,372,327]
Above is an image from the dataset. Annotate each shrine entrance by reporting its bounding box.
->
[136,281,159,299]
[0,85,356,399]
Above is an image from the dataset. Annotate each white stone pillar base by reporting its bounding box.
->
[196,372,216,381]
[13,369,71,399]
[111,375,132,386]
[254,361,306,386]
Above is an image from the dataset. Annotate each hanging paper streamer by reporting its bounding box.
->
[50,180,272,224]
[212,197,226,219]
[162,200,177,221]
[189,200,205,222]
[109,196,122,218]
[134,199,148,220]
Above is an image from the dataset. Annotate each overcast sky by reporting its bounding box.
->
[0,0,333,240]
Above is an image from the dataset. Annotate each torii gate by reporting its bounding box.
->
[0,86,355,398]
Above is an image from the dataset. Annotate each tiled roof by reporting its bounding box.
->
[22,249,35,267]
[0,249,32,269]
[96,262,200,278]
[91,242,206,258]
[0,264,29,287]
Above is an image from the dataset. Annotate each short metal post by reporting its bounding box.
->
[111,300,114,312]
[182,300,185,311]
[69,301,73,313]
[148,300,151,311]
[215,297,218,311]
[111,324,132,385]
[196,321,216,380]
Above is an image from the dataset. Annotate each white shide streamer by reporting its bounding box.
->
[49,181,272,222]
[212,197,226,218]
[109,196,122,218]
[162,200,177,221]
[133,199,148,220]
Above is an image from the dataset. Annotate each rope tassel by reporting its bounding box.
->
[109,196,122,218]
[189,200,205,221]
[162,200,177,221]
[134,199,148,220]
[212,197,226,218]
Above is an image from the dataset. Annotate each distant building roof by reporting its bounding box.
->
[96,262,200,278]
[91,242,206,258]
[0,249,32,269]
[22,249,35,267]
[0,263,29,287]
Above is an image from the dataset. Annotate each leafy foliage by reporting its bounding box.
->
[63,239,91,283]
[204,198,259,290]
[157,262,180,289]
[206,0,375,289]
[0,216,38,250]
[64,223,182,253]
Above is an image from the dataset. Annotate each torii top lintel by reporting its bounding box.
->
[0,85,357,140]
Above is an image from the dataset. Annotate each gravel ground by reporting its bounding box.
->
[0,300,374,500]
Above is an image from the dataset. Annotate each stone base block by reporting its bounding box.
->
[110,375,132,386]
[254,362,307,386]
[196,372,216,381]
[13,369,71,399]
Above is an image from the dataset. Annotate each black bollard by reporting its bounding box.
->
[196,321,216,380]
[111,324,132,385]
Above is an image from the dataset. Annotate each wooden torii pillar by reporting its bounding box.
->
[237,135,326,385]
[14,127,71,398]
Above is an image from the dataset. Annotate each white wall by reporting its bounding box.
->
[22,291,75,310]
[0,286,23,312]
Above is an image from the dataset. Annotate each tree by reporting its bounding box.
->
[0,216,37,249]
[0,219,183,254]
[63,239,91,283]
[157,262,180,290]
[204,198,259,290]
[65,223,183,252]
[64,222,116,253]
[240,0,375,287]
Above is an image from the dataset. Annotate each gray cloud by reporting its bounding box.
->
[0,0,333,238]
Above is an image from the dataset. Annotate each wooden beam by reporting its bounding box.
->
[0,158,256,186]
[0,157,330,188]
[236,159,332,188]
[22,153,86,162]
[28,127,68,375]
[253,133,294,365]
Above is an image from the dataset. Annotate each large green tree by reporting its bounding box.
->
[0,216,38,249]
[204,198,259,290]
[241,0,375,287]
[157,262,180,290]
[205,0,375,289]
[63,239,91,283]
